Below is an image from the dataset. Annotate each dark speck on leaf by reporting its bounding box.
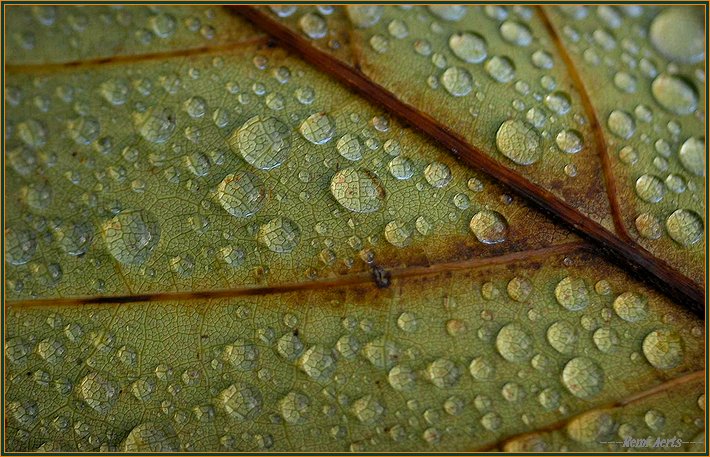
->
[371,264,391,289]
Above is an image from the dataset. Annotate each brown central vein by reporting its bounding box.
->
[5,242,588,309]
[473,369,705,452]
[537,6,631,241]
[232,6,704,315]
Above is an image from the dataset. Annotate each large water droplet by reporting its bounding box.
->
[346,5,383,28]
[79,372,118,413]
[299,345,336,382]
[679,137,705,176]
[216,172,266,218]
[336,133,363,161]
[300,112,335,144]
[222,339,259,371]
[384,221,412,248]
[122,422,179,452]
[427,358,460,388]
[423,161,452,188]
[635,174,666,203]
[330,168,385,213]
[555,276,589,311]
[642,329,684,369]
[351,395,384,423]
[567,411,615,443]
[635,213,663,240]
[607,110,635,139]
[448,32,487,63]
[388,156,414,180]
[666,209,703,247]
[496,323,533,363]
[470,210,509,244]
[5,227,37,265]
[651,73,698,115]
[440,67,473,97]
[258,217,300,253]
[561,357,604,399]
[299,12,327,39]
[428,5,466,21]
[280,391,309,423]
[613,292,647,322]
[134,107,175,144]
[496,119,541,165]
[231,116,291,170]
[546,321,577,354]
[102,210,160,265]
[650,7,704,64]
[485,55,516,83]
[500,20,532,46]
[218,383,262,421]
[555,129,583,154]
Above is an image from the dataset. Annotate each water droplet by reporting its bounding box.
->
[643,329,684,369]
[635,174,665,203]
[607,110,635,139]
[299,345,336,382]
[134,107,175,144]
[448,32,487,63]
[666,209,703,246]
[258,217,300,253]
[496,324,533,363]
[567,411,615,443]
[277,333,304,360]
[562,357,604,399]
[423,161,452,188]
[384,221,412,248]
[100,78,129,105]
[346,5,383,28]
[216,172,266,218]
[5,227,37,265]
[496,119,541,165]
[440,67,473,97]
[231,116,291,170]
[555,129,583,154]
[554,276,590,311]
[17,119,47,148]
[102,210,160,265]
[635,213,662,239]
[428,5,466,21]
[679,137,705,176]
[650,7,704,64]
[183,96,207,119]
[651,73,698,115]
[223,339,259,370]
[280,391,309,423]
[336,134,363,161]
[67,116,100,145]
[613,292,648,322]
[485,55,516,83]
[352,395,384,423]
[470,210,509,244]
[79,372,118,413]
[592,328,619,353]
[299,12,327,39]
[388,156,414,180]
[500,20,532,46]
[122,422,179,452]
[427,358,460,388]
[481,412,502,431]
[388,365,415,391]
[300,112,335,144]
[645,409,666,431]
[330,168,385,213]
[469,357,495,380]
[546,321,577,353]
[507,276,532,301]
[388,19,409,39]
[218,383,262,421]
[363,337,400,369]
[397,312,419,333]
[336,334,360,360]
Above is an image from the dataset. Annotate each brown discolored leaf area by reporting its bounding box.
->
[3,5,706,453]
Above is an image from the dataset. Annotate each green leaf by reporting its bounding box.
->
[4,5,705,452]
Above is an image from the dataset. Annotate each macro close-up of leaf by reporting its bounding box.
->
[3,4,706,453]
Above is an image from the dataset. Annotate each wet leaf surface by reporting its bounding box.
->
[4,5,705,452]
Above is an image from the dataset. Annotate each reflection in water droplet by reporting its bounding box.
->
[423,162,452,188]
[651,73,698,115]
[650,7,705,64]
[449,32,487,63]
[330,168,385,213]
[496,120,541,165]
[613,292,648,322]
[470,210,509,244]
[216,172,266,218]
[635,174,666,203]
[440,67,473,97]
[496,323,533,363]
[102,210,160,265]
[679,137,705,176]
[258,217,301,253]
[642,329,684,369]
[561,357,604,399]
[555,129,583,154]
[231,116,291,170]
[607,110,635,139]
[300,112,335,144]
[388,156,414,180]
[546,321,578,354]
[666,209,703,247]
